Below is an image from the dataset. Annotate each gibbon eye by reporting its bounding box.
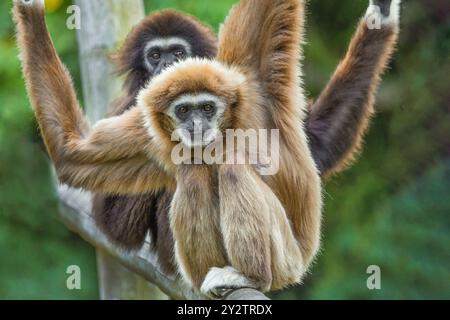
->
[178,106,188,114]
[202,104,214,113]
[149,51,160,60]
[174,50,185,58]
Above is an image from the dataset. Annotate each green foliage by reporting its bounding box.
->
[0,0,448,299]
[144,0,236,32]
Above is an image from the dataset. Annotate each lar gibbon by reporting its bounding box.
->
[95,0,401,280]
[14,0,401,296]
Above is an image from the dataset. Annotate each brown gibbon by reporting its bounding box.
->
[13,0,401,296]
[94,0,401,280]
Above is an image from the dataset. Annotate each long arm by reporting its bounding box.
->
[307,0,401,177]
[13,0,168,194]
[218,0,322,266]
[217,0,306,121]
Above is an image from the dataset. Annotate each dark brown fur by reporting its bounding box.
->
[307,19,399,178]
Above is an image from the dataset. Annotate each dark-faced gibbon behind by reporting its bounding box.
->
[110,10,217,114]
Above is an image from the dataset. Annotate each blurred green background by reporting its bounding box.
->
[0,0,449,299]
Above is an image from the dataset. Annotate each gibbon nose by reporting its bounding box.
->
[187,118,209,134]
[189,118,203,132]
[164,56,177,68]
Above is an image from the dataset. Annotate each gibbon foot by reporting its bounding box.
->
[200,267,260,299]
[368,0,401,25]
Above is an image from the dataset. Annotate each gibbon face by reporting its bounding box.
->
[166,92,227,147]
[139,58,246,148]
[144,37,192,76]
[113,10,217,97]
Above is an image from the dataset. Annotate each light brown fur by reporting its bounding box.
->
[91,10,218,265]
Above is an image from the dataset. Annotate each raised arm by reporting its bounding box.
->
[217,0,306,118]
[306,0,401,177]
[13,0,168,194]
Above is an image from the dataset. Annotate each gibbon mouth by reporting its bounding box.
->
[187,137,217,148]
[179,130,218,148]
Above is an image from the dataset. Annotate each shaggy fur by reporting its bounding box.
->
[215,0,322,287]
